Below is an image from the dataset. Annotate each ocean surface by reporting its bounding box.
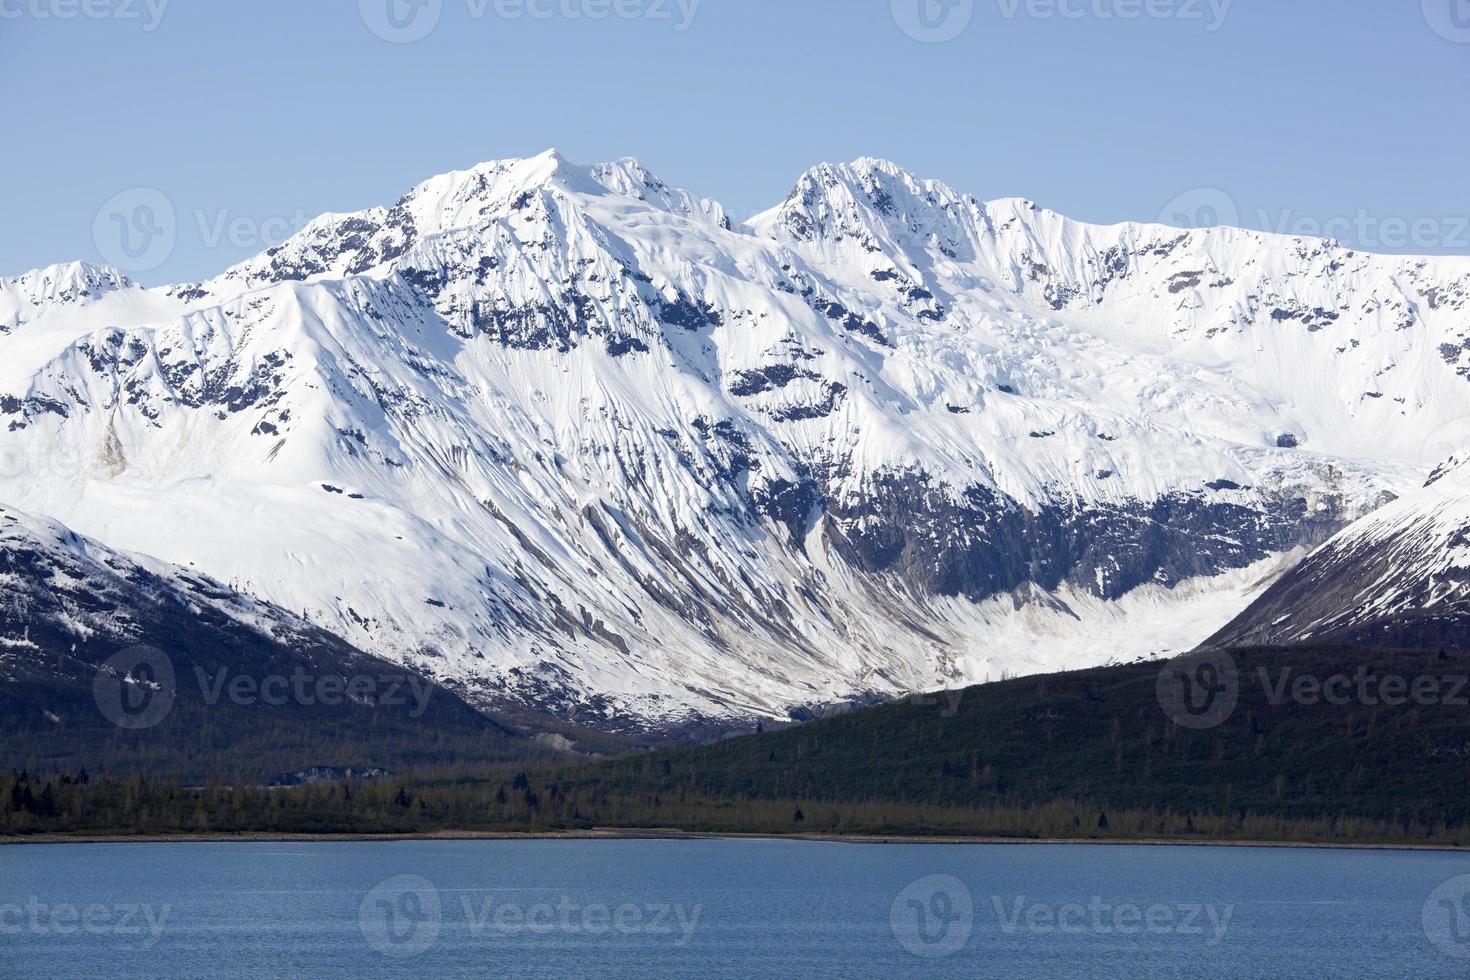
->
[1,838,1468,978]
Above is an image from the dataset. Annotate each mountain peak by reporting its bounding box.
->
[0,261,136,327]
[399,150,691,223]
[190,151,735,296]
[2,260,132,295]
[752,157,983,248]
[845,156,918,179]
[5,150,1470,724]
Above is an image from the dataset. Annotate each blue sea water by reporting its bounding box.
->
[1,839,1467,978]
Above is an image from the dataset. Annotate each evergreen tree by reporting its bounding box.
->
[37,785,57,819]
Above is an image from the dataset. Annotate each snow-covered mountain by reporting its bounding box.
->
[0,500,406,698]
[0,500,519,780]
[1208,457,1470,651]
[0,262,135,332]
[2,150,1467,724]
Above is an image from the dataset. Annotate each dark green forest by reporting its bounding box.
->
[6,645,1470,846]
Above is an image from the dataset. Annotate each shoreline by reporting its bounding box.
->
[2,828,1465,852]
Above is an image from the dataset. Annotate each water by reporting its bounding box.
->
[1,838,1467,978]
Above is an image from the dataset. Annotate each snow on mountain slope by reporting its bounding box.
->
[0,262,136,332]
[1207,460,1470,651]
[0,500,513,779]
[0,499,378,675]
[1,151,1467,724]
[752,158,1470,474]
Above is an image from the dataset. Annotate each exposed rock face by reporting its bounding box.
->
[0,503,496,732]
[0,262,133,331]
[1208,462,1470,652]
[0,503,514,783]
[1,151,1466,724]
[823,476,1353,603]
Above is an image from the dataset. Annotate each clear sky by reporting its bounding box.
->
[3,0,1468,284]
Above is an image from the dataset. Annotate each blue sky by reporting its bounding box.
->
[3,0,1467,283]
